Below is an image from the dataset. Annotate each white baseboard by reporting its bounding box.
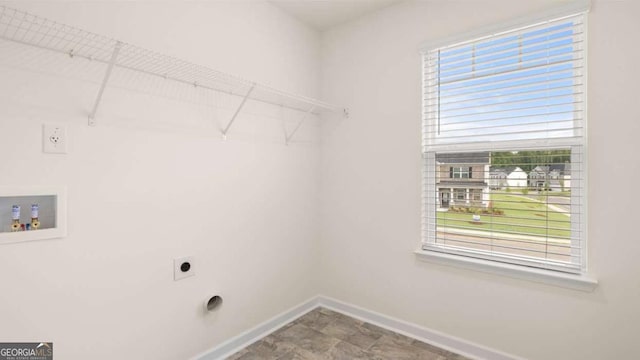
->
[192,296,320,360]
[194,295,523,360]
[317,296,523,360]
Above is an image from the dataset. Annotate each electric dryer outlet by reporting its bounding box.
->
[174,256,195,281]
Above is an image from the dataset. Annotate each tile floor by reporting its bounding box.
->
[226,307,471,360]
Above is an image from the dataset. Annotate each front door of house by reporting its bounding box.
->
[441,191,450,208]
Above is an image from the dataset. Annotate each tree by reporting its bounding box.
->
[490,150,570,173]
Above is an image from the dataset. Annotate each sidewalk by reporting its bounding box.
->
[439,226,571,245]
[505,194,570,216]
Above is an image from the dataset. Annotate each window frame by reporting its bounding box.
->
[418,5,593,282]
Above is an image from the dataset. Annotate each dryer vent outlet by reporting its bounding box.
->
[206,295,223,312]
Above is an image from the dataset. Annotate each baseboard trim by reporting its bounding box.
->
[317,296,523,360]
[193,295,522,360]
[192,296,320,360]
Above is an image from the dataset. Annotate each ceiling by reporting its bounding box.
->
[270,0,403,31]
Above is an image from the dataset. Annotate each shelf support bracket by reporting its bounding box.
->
[221,83,255,140]
[285,105,315,145]
[88,41,122,126]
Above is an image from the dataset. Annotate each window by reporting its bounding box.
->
[422,12,586,274]
[451,167,471,179]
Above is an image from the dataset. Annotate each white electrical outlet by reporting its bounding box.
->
[174,256,195,281]
[43,124,68,154]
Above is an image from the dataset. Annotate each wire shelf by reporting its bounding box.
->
[0,5,346,130]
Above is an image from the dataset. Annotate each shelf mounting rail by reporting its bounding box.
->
[0,5,347,140]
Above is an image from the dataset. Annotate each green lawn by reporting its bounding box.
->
[437,193,570,238]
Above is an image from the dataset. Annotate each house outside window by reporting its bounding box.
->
[421,11,587,274]
[437,152,490,209]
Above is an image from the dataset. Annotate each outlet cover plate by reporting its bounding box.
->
[174,256,195,281]
[43,123,68,154]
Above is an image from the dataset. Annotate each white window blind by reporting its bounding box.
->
[422,13,586,273]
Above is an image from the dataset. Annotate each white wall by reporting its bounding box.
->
[319,1,640,359]
[0,2,321,359]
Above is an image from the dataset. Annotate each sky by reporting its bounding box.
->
[426,16,583,144]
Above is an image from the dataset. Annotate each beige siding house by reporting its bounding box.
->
[435,152,490,209]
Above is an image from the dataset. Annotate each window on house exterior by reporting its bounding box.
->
[471,190,482,202]
[451,167,471,179]
[422,12,586,274]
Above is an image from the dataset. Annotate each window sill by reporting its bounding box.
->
[414,249,598,292]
